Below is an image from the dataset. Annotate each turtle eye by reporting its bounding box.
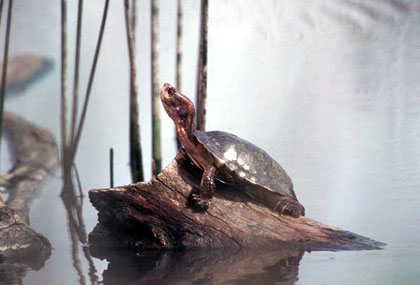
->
[168,86,176,96]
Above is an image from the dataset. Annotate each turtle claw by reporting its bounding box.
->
[189,193,211,211]
[273,199,305,218]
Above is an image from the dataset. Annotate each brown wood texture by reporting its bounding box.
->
[89,152,384,251]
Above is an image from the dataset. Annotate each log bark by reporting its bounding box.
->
[0,112,58,266]
[89,152,384,251]
[0,196,51,264]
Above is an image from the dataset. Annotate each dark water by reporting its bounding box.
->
[1,0,420,284]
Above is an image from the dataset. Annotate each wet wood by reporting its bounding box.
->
[0,195,51,263]
[89,152,384,251]
[2,112,60,222]
[0,111,58,263]
[0,55,52,94]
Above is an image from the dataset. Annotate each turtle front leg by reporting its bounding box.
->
[272,197,305,218]
[189,165,216,211]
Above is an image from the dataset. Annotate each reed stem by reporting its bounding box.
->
[71,0,110,163]
[60,0,70,183]
[0,0,12,155]
[109,147,114,188]
[0,0,5,28]
[196,0,208,131]
[73,162,83,199]
[175,0,183,149]
[70,0,84,146]
[124,0,144,182]
[131,0,136,41]
[151,0,162,176]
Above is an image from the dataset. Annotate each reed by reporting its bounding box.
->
[0,0,12,154]
[70,0,110,163]
[0,0,4,28]
[73,162,84,199]
[196,0,208,131]
[151,0,162,176]
[131,0,137,41]
[70,0,83,146]
[60,0,70,183]
[175,0,183,149]
[109,147,114,188]
[124,0,144,182]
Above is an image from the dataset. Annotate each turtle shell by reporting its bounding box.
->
[194,130,297,200]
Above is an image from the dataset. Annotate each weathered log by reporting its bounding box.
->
[2,112,60,222]
[0,55,53,95]
[89,152,384,251]
[0,112,58,267]
[0,195,51,263]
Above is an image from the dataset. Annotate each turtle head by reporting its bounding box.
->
[161,83,196,137]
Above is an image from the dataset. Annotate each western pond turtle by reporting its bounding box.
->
[160,83,305,217]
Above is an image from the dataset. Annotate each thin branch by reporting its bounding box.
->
[70,0,84,146]
[71,0,110,162]
[196,0,208,131]
[175,0,183,149]
[151,0,162,176]
[0,0,13,154]
[124,0,144,182]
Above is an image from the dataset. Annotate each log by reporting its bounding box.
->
[89,152,384,251]
[0,55,53,95]
[0,112,58,274]
[0,195,51,264]
[2,112,60,222]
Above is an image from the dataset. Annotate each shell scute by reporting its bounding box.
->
[194,130,296,200]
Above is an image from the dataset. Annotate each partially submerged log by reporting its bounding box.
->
[0,195,51,263]
[89,152,384,251]
[2,112,60,222]
[1,112,58,266]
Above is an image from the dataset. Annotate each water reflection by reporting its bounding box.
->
[0,259,45,285]
[4,1,420,284]
[91,247,304,284]
[61,179,99,285]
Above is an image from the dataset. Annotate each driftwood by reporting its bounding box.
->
[0,55,52,95]
[89,152,384,252]
[2,112,60,222]
[0,112,58,270]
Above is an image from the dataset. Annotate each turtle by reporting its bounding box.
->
[160,83,305,218]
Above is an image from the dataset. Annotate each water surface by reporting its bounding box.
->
[1,0,419,284]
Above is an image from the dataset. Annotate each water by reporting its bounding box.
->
[1,0,419,284]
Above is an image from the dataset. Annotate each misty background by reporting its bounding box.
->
[1,0,419,284]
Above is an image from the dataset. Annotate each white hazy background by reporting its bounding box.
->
[1,0,419,284]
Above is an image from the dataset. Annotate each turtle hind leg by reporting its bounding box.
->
[188,165,216,211]
[273,197,305,218]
